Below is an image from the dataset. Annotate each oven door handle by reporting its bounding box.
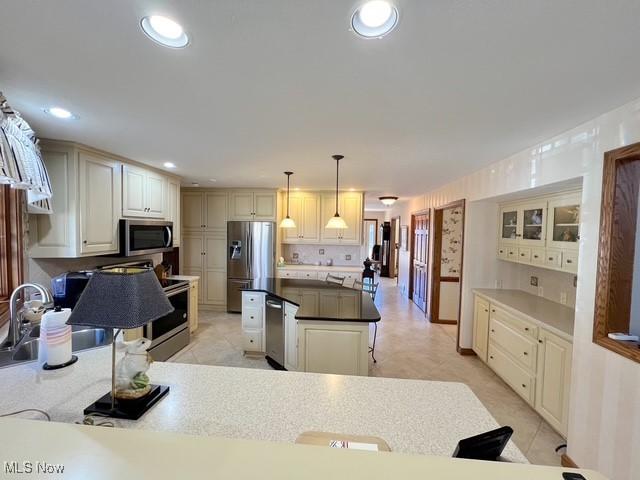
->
[164,225,173,248]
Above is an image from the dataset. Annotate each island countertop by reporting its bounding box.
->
[243,277,381,322]
[0,346,526,462]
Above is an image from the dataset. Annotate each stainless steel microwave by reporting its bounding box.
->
[119,219,173,256]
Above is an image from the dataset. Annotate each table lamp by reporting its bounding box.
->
[66,267,174,420]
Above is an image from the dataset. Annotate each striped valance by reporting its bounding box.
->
[0,92,52,214]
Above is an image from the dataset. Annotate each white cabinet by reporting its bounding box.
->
[181,231,226,307]
[497,190,580,273]
[282,192,320,243]
[536,329,572,437]
[284,302,299,371]
[298,320,369,376]
[320,192,363,245]
[30,141,121,258]
[229,190,277,221]
[182,191,228,232]
[122,164,167,218]
[167,179,180,247]
[472,296,490,361]
[242,292,265,352]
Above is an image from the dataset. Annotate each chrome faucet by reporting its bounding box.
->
[2,283,54,350]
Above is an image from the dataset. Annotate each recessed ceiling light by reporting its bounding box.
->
[140,15,189,48]
[163,162,176,169]
[44,106,76,119]
[352,1,398,38]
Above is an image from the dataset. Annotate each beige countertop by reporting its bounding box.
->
[0,344,527,462]
[0,417,605,480]
[473,289,575,341]
[278,264,363,272]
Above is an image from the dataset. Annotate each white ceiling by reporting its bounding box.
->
[2,1,640,210]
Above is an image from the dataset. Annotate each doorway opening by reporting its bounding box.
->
[409,210,430,313]
[389,216,401,283]
[430,200,466,352]
[363,218,379,260]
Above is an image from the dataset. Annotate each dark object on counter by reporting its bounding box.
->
[51,271,92,309]
[452,426,513,461]
[265,295,286,370]
[362,258,375,282]
[66,268,174,420]
[562,474,586,480]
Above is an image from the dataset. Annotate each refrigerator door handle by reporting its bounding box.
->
[248,226,253,277]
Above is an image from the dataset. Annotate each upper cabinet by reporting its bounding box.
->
[497,190,581,274]
[182,191,228,232]
[229,190,277,221]
[320,192,363,245]
[30,142,122,258]
[122,164,167,218]
[281,192,320,243]
[166,179,181,247]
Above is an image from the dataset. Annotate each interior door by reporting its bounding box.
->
[412,213,429,312]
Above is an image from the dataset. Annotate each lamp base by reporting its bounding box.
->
[84,384,169,420]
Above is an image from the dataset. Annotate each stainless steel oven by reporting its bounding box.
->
[119,219,173,257]
[144,280,190,361]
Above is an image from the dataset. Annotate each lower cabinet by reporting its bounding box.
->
[241,292,265,352]
[474,294,572,437]
[297,320,369,376]
[188,278,199,333]
[275,268,362,287]
[284,303,299,371]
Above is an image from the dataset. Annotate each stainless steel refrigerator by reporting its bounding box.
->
[227,221,275,312]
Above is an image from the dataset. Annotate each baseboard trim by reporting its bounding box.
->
[431,319,457,325]
[561,454,578,468]
[457,348,476,356]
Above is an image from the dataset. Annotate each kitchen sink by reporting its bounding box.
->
[1,326,113,368]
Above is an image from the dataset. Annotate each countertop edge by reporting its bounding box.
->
[472,289,574,342]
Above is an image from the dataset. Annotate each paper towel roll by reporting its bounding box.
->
[40,307,72,367]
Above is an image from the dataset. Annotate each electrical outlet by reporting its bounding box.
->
[560,292,568,305]
[345,254,352,261]
[538,286,544,297]
[318,249,325,255]
[292,252,299,260]
[530,276,538,287]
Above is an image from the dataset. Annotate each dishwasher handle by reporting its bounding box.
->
[266,299,282,309]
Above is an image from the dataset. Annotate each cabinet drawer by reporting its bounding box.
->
[506,246,518,261]
[517,247,532,262]
[530,248,545,265]
[545,249,562,268]
[242,293,263,307]
[562,251,578,273]
[278,269,299,279]
[488,344,535,405]
[242,306,262,330]
[243,329,263,352]
[490,305,538,339]
[497,245,508,259]
[489,317,538,371]
[299,271,318,280]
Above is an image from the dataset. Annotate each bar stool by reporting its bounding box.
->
[325,274,345,286]
[354,279,379,363]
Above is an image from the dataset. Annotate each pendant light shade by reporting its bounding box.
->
[325,154,348,229]
[279,171,296,229]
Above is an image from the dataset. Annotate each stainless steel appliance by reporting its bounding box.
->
[143,278,190,361]
[265,295,285,370]
[227,221,275,312]
[119,219,173,256]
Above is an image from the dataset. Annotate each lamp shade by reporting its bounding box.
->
[67,268,174,329]
[280,216,296,229]
[325,214,348,229]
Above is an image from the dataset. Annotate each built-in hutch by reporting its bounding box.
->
[497,190,581,274]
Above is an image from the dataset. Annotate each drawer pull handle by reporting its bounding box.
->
[490,329,495,333]
[521,383,527,388]
[484,309,488,313]
[249,339,253,343]
[489,356,494,359]
[539,340,543,344]
[524,327,529,331]
[523,351,528,356]
[520,253,525,256]
[533,255,539,258]
[548,257,554,261]
[250,316,254,319]
[566,259,573,264]
[491,309,496,313]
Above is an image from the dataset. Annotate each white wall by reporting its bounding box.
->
[388,97,640,480]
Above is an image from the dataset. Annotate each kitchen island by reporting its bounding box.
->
[0,344,527,462]
[241,278,380,375]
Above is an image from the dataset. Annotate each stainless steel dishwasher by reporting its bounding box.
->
[265,295,285,370]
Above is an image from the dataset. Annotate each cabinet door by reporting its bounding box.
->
[472,296,490,361]
[204,270,227,305]
[339,193,362,244]
[204,233,227,305]
[182,235,204,271]
[204,234,226,270]
[229,191,255,220]
[122,164,146,217]
[519,201,546,247]
[301,193,320,242]
[183,269,203,303]
[167,180,180,247]
[145,171,166,218]
[283,193,303,242]
[536,329,572,437]
[499,205,519,244]
[299,322,368,376]
[205,192,228,231]
[253,191,277,221]
[79,152,120,254]
[546,192,581,251]
[284,302,299,371]
[320,194,341,242]
[182,192,204,230]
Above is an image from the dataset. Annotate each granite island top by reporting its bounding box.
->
[243,277,381,323]
[0,345,526,462]
[473,289,575,341]
[277,264,363,272]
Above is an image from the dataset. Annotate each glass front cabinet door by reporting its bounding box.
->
[519,201,547,247]
[546,192,581,250]
[500,206,519,244]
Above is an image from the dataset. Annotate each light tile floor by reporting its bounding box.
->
[169,278,565,466]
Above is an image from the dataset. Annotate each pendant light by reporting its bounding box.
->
[280,171,296,229]
[325,155,349,229]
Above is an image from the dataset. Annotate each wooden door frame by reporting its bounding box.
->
[429,199,469,354]
[408,209,430,306]
[389,216,401,281]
